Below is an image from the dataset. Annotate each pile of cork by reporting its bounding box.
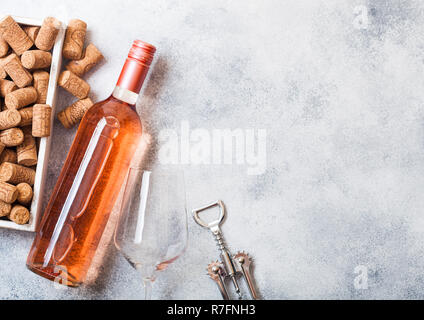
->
[58,19,103,128]
[0,16,103,225]
[0,16,60,225]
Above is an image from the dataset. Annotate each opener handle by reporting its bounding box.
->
[192,200,226,231]
[217,272,230,300]
[241,264,258,300]
[234,252,259,300]
[208,263,230,300]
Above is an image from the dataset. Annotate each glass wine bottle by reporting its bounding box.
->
[26,40,156,287]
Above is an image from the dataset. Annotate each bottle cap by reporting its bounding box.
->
[129,40,156,67]
[117,40,156,94]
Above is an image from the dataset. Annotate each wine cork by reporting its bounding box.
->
[16,182,33,205]
[0,55,7,65]
[0,79,17,97]
[58,98,94,129]
[2,53,33,88]
[0,128,24,146]
[21,50,52,70]
[0,162,36,185]
[9,205,30,225]
[0,149,17,163]
[0,35,9,58]
[18,107,33,127]
[0,181,18,204]
[66,44,104,77]
[5,87,38,109]
[0,109,22,130]
[63,19,87,60]
[58,70,90,99]
[33,71,49,104]
[0,66,6,79]
[23,26,40,42]
[0,16,33,56]
[17,127,37,167]
[35,17,61,51]
[0,200,11,217]
[32,104,52,137]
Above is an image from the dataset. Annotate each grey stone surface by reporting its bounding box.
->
[1,0,424,299]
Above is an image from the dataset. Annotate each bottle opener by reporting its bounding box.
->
[192,200,259,300]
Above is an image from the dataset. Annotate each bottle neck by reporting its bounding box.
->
[113,57,150,105]
[112,86,139,105]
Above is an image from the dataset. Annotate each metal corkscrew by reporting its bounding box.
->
[192,200,259,300]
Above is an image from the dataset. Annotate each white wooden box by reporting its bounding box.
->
[0,16,66,232]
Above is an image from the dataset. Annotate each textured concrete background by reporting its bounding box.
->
[1,0,424,299]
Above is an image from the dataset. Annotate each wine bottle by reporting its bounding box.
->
[26,40,156,287]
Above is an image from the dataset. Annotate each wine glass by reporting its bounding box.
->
[114,167,188,299]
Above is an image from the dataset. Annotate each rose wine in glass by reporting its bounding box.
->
[27,40,156,287]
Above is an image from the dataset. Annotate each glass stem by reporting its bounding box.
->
[143,279,153,300]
